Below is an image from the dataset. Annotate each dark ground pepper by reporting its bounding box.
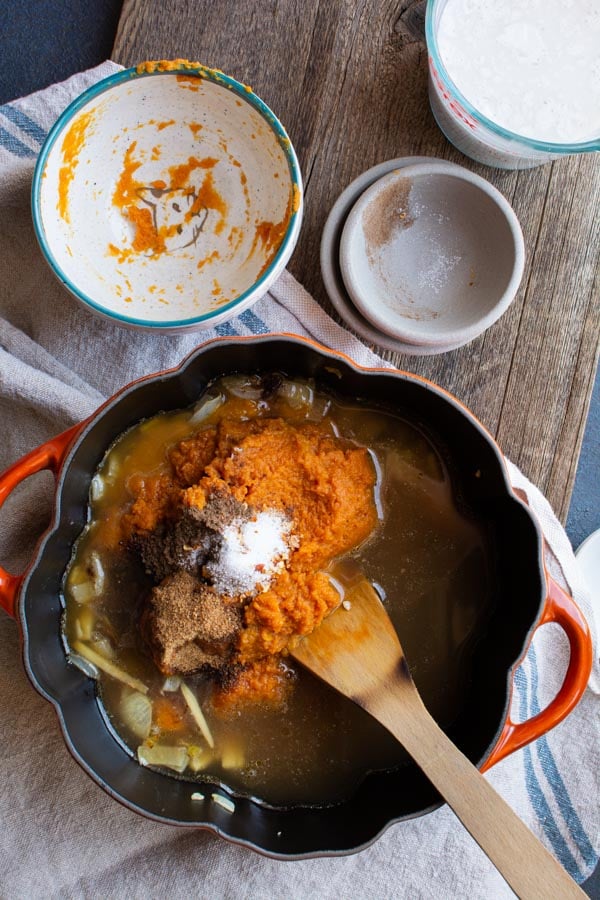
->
[130,490,251,584]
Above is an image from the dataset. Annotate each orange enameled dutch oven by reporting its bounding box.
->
[0,335,592,858]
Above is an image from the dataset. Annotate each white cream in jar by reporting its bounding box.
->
[437,0,600,144]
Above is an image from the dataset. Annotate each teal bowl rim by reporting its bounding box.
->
[425,0,600,156]
[31,63,303,330]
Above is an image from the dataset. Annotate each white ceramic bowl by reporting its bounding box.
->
[339,162,524,349]
[32,62,303,332]
[320,156,474,355]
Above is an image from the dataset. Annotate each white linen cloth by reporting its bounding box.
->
[0,64,598,899]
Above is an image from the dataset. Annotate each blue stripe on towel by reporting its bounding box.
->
[215,322,239,337]
[529,645,597,871]
[0,104,47,145]
[238,309,269,334]
[514,664,581,878]
[0,125,36,158]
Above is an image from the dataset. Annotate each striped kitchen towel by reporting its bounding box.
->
[0,63,598,900]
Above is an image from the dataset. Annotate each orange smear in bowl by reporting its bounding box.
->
[110,147,228,256]
[112,141,143,207]
[127,205,165,254]
[192,171,228,232]
[57,109,95,224]
[246,189,295,274]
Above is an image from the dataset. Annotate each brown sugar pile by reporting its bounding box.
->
[141,570,242,675]
[126,415,378,707]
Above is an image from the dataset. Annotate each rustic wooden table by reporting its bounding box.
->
[113,0,600,522]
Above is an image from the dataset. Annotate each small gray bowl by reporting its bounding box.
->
[339,161,525,350]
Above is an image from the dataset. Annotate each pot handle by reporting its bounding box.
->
[482,571,593,770]
[0,423,84,619]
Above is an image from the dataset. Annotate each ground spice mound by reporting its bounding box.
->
[142,570,242,675]
[130,490,251,583]
[127,416,377,706]
[130,509,206,583]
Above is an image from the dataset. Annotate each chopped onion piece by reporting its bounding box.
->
[306,396,331,421]
[89,552,105,594]
[69,580,96,605]
[104,454,120,482]
[137,743,189,773]
[72,641,148,693]
[191,792,205,801]
[161,675,182,693]
[190,394,224,424]
[278,380,314,410]
[69,653,98,679]
[68,566,87,587]
[221,375,262,400]
[90,636,115,659]
[212,793,235,813]
[180,682,215,748]
[120,690,152,740]
[90,474,104,502]
[74,606,94,641]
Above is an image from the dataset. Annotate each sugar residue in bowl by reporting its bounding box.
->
[359,175,463,319]
[363,175,415,263]
[417,249,462,294]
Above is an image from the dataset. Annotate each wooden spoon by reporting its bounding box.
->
[292,579,585,900]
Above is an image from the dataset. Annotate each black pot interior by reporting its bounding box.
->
[21,337,543,857]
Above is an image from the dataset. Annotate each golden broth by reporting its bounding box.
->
[63,375,489,805]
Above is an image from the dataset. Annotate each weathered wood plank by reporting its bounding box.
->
[113,0,600,521]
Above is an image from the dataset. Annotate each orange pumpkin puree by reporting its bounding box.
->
[128,205,163,254]
[168,155,218,185]
[246,188,295,277]
[212,657,293,713]
[123,417,377,708]
[112,141,143,207]
[110,143,226,256]
[57,109,95,223]
[136,60,229,86]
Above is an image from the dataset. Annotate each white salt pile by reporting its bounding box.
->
[205,509,297,597]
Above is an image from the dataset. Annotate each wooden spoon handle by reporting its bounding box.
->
[370,690,585,900]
